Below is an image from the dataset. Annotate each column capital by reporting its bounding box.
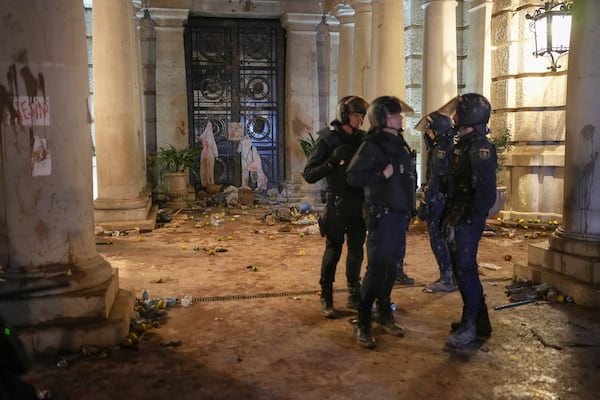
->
[422,0,458,10]
[280,13,323,32]
[350,0,372,14]
[333,3,355,23]
[148,8,189,29]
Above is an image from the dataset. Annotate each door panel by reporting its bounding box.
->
[185,18,285,190]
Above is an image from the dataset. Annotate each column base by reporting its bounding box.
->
[514,238,600,308]
[0,270,134,354]
[94,197,157,232]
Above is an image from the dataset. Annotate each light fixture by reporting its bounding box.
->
[525,1,572,72]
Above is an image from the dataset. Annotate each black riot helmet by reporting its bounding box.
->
[428,111,454,137]
[367,96,414,129]
[336,95,369,125]
[455,93,491,127]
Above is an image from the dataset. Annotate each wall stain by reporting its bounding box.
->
[35,219,49,242]
[567,124,598,234]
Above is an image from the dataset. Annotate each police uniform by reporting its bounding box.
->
[445,128,497,345]
[422,121,456,291]
[346,128,416,337]
[303,120,366,313]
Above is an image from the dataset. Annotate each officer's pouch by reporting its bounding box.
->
[317,215,328,237]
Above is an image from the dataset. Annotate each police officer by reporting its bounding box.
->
[415,111,457,292]
[303,95,369,318]
[441,93,496,348]
[346,96,416,350]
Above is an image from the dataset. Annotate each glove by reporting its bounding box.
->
[330,144,354,166]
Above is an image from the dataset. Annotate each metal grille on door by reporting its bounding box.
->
[185,18,285,190]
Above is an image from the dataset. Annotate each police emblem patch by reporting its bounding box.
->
[479,148,490,159]
[436,150,446,159]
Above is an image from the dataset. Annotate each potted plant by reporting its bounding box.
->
[488,128,512,217]
[299,131,318,158]
[157,144,202,207]
[298,131,327,205]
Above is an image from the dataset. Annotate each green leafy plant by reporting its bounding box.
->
[299,132,318,158]
[157,144,202,176]
[491,128,512,172]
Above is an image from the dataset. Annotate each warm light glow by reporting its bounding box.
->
[526,1,572,71]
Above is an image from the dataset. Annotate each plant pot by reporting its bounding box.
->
[164,172,188,208]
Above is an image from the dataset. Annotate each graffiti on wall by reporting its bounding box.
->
[0,62,51,176]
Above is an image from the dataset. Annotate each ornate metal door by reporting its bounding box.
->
[184,18,285,190]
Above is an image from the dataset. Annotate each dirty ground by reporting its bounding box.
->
[24,205,600,400]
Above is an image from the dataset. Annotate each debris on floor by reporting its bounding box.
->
[503,277,573,305]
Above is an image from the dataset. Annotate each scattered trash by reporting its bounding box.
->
[181,296,192,307]
[160,340,183,347]
[480,262,502,271]
[494,299,537,310]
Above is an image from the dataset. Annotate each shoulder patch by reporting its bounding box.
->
[436,149,447,159]
[478,148,491,160]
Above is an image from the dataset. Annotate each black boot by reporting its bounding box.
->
[374,300,405,337]
[447,320,476,348]
[346,282,360,310]
[395,263,415,285]
[353,320,376,349]
[450,300,492,337]
[320,284,335,319]
[425,270,457,292]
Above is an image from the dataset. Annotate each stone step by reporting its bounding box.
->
[17,288,134,355]
[528,241,600,284]
[1,270,121,327]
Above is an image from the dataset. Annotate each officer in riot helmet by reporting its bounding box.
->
[346,95,416,350]
[440,93,497,348]
[415,111,457,293]
[303,95,369,319]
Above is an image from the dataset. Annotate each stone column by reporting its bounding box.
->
[333,4,355,99]
[420,0,458,180]
[370,0,406,100]
[422,0,458,114]
[516,0,600,307]
[464,0,493,97]
[0,0,132,353]
[350,0,373,99]
[93,0,152,228]
[280,13,323,201]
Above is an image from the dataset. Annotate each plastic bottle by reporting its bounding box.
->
[391,303,397,311]
[142,289,149,301]
[181,295,192,307]
[164,297,179,307]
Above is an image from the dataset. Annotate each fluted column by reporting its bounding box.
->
[517,0,600,307]
[370,0,406,99]
[350,0,373,99]
[0,0,131,353]
[334,4,355,98]
[464,0,493,97]
[93,0,151,225]
[280,13,323,201]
